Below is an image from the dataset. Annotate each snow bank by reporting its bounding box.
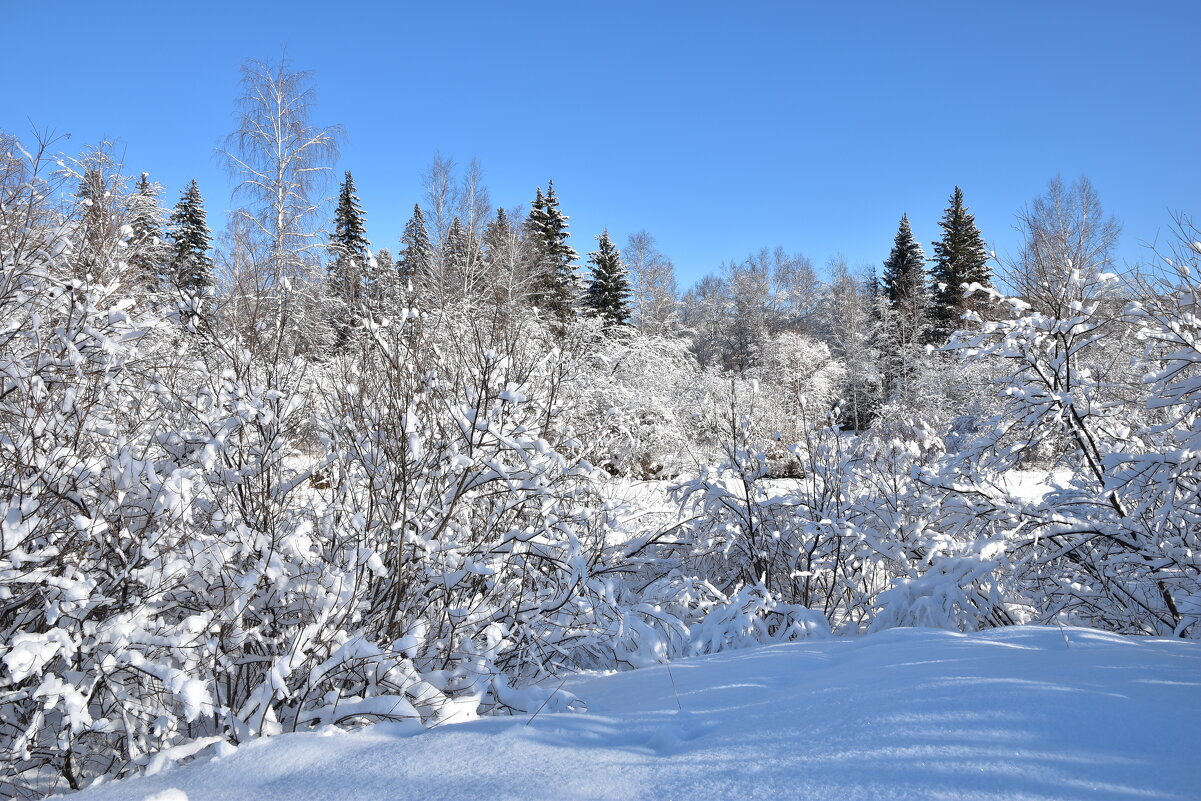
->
[64,626,1200,801]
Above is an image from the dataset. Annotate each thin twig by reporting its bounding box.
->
[525,675,570,726]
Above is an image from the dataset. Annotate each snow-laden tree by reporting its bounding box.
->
[0,130,64,269]
[929,186,990,342]
[417,155,492,310]
[1115,223,1201,636]
[439,215,487,304]
[624,230,680,337]
[165,179,215,324]
[936,253,1178,634]
[681,273,732,369]
[127,172,168,297]
[220,57,342,359]
[879,214,932,406]
[483,207,539,311]
[817,257,882,431]
[585,229,632,327]
[366,247,400,318]
[398,203,433,290]
[880,213,929,345]
[1003,175,1122,316]
[565,317,696,477]
[327,170,370,346]
[527,181,577,323]
[760,247,822,334]
[60,144,160,298]
[754,331,846,450]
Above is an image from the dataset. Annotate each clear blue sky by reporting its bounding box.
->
[4,1,1197,288]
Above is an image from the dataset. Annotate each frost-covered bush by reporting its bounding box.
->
[689,583,830,655]
[671,398,876,630]
[753,331,846,446]
[934,256,1198,636]
[0,249,203,792]
[564,318,696,478]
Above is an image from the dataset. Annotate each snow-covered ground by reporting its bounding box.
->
[66,627,1201,801]
[1000,469,1072,503]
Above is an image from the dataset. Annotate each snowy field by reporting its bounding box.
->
[64,627,1201,801]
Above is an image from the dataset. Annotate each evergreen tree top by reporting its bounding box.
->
[586,229,632,327]
[134,171,159,198]
[928,186,991,340]
[533,181,577,264]
[399,203,433,281]
[166,178,214,294]
[331,170,369,261]
[931,186,989,284]
[881,214,928,306]
[167,180,211,253]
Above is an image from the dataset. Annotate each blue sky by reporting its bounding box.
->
[3,1,1197,287]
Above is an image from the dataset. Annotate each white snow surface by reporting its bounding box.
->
[66,627,1200,801]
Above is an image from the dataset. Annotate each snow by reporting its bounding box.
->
[63,627,1201,801]
[999,469,1070,502]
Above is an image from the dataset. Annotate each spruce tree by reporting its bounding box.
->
[128,172,166,295]
[483,208,514,263]
[585,229,632,327]
[398,204,433,288]
[442,217,470,299]
[526,187,548,244]
[527,180,577,322]
[929,186,990,341]
[369,246,395,310]
[165,179,214,304]
[329,172,370,305]
[879,214,931,406]
[880,213,929,345]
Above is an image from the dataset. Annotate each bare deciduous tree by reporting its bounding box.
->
[219,57,342,359]
[1003,174,1122,315]
[625,230,680,337]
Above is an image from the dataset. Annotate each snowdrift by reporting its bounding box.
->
[65,626,1200,801]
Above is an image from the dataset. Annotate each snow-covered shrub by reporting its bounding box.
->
[317,304,623,716]
[0,244,207,792]
[870,550,1009,632]
[689,583,830,655]
[670,398,880,630]
[753,331,846,447]
[940,260,1191,636]
[1108,229,1201,636]
[564,318,696,478]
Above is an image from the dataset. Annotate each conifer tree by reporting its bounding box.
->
[527,181,577,322]
[881,214,929,346]
[879,214,931,406]
[929,186,990,341]
[398,204,433,288]
[374,247,393,271]
[128,172,167,295]
[483,207,515,266]
[586,229,632,327]
[442,217,471,301]
[165,179,214,302]
[526,187,548,243]
[329,172,370,300]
